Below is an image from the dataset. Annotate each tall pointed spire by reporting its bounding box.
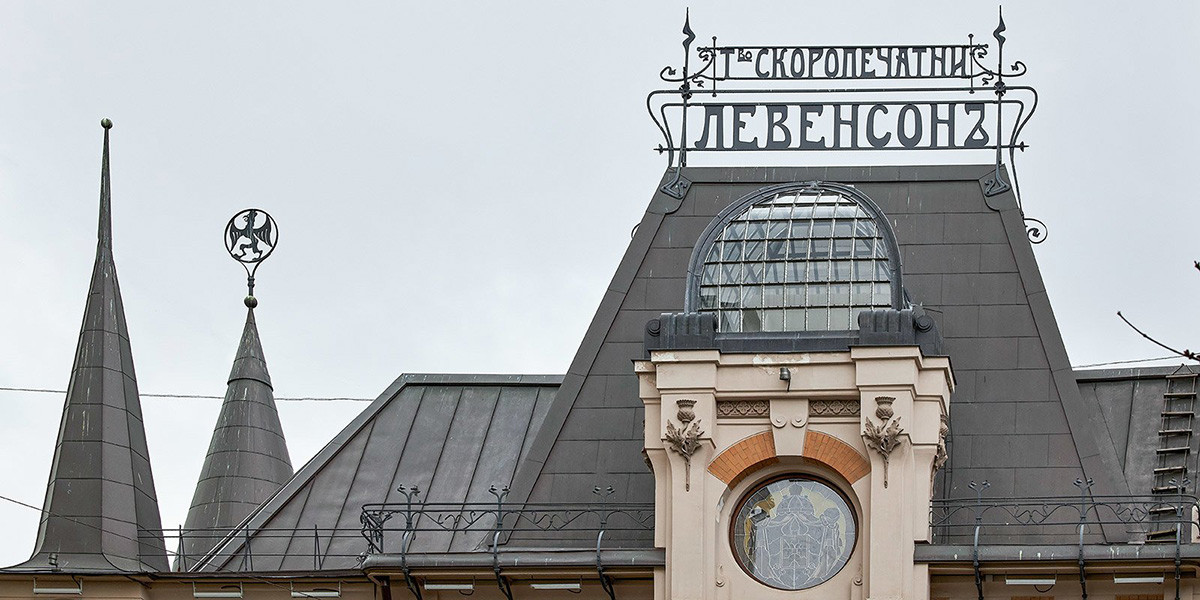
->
[17,120,169,572]
[179,211,291,569]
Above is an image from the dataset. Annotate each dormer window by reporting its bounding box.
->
[688,183,902,333]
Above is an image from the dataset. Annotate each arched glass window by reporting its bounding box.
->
[689,183,901,333]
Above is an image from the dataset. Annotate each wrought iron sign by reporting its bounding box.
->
[648,10,1042,241]
[225,208,278,306]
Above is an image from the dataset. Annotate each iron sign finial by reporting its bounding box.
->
[224,208,279,308]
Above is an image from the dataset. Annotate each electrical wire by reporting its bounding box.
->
[0,387,372,402]
[0,493,350,598]
[1072,355,1183,369]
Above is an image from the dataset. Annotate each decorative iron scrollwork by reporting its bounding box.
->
[1024,217,1048,244]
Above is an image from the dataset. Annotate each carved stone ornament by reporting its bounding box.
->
[809,399,861,417]
[862,396,904,488]
[676,398,697,424]
[932,413,949,474]
[716,400,770,418]
[665,403,704,492]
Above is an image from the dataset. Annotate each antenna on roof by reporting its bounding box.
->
[224,208,279,308]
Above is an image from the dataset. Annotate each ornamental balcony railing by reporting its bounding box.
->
[929,481,1200,546]
[359,485,655,556]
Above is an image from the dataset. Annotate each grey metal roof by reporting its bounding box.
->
[505,165,1132,539]
[191,374,560,572]
[178,307,293,568]
[1077,364,1200,496]
[10,122,169,573]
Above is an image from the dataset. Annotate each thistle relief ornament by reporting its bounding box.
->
[862,396,905,488]
[665,399,704,491]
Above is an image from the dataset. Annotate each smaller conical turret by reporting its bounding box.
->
[179,210,290,570]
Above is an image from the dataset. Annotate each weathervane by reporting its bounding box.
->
[224,208,278,308]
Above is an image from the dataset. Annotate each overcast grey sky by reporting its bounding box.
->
[1,1,1197,567]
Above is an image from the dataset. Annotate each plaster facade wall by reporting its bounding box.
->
[638,346,952,600]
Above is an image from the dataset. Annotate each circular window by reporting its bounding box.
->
[730,476,857,590]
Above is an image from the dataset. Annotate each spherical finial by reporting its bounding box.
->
[100,118,113,130]
[244,295,258,309]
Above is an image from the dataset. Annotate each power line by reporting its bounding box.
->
[0,493,348,598]
[0,386,372,402]
[1072,355,1183,369]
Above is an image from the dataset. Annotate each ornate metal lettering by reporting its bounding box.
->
[649,9,1038,209]
[862,396,904,488]
[809,400,861,417]
[716,400,770,418]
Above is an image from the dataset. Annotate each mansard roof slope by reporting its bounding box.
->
[190,374,560,572]
[502,165,1132,533]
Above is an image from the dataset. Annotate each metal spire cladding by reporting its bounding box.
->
[178,287,293,569]
[17,120,169,572]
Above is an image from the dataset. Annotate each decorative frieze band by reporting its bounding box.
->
[715,399,861,418]
[809,399,860,417]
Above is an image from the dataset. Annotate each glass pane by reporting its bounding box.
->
[829,307,852,330]
[742,310,763,333]
[725,221,747,239]
[721,263,742,284]
[808,307,830,329]
[852,260,873,280]
[720,310,742,332]
[763,263,785,284]
[785,285,806,305]
[791,203,814,219]
[832,239,853,258]
[763,285,785,308]
[743,262,763,284]
[747,206,771,220]
[852,282,872,305]
[853,239,874,258]
[854,219,877,238]
[874,262,891,281]
[813,205,836,219]
[769,206,792,220]
[785,308,806,330]
[719,286,740,307]
[766,240,787,260]
[702,264,720,285]
[834,205,859,218]
[742,286,763,308]
[746,221,768,239]
[786,262,807,283]
[790,221,812,239]
[810,238,832,259]
[829,283,851,305]
[832,220,855,237]
[807,283,829,305]
[789,239,810,259]
[811,220,833,237]
[744,239,764,261]
[762,309,785,332]
[874,282,892,305]
[809,261,829,281]
[723,241,743,262]
[699,287,718,309]
[767,221,789,239]
[831,260,853,280]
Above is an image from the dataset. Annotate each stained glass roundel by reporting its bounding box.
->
[730,477,857,590]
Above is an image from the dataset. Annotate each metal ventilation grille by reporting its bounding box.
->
[697,190,892,332]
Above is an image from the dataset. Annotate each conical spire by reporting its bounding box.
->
[179,306,293,569]
[17,120,169,572]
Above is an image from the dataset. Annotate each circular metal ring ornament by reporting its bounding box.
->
[225,208,278,303]
[225,208,279,264]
